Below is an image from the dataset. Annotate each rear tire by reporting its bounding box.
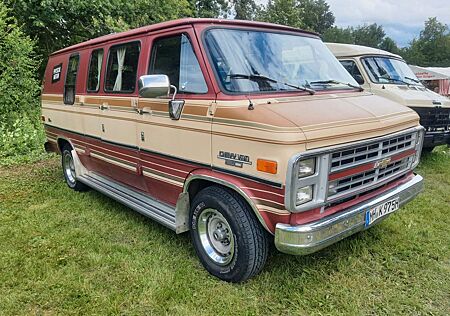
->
[189,186,269,283]
[61,144,89,192]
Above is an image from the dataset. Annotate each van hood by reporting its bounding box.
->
[261,92,419,150]
[373,84,450,108]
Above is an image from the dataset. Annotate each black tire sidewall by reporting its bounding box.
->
[190,188,257,282]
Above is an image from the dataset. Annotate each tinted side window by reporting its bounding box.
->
[87,49,104,92]
[105,42,140,93]
[340,60,364,83]
[64,54,79,105]
[149,34,207,94]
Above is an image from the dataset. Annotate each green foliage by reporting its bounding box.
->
[191,0,229,18]
[322,26,354,43]
[257,0,335,33]
[0,2,45,165]
[323,23,387,48]
[258,0,304,29]
[5,0,193,72]
[402,18,450,67]
[0,2,40,119]
[233,0,259,20]
[352,23,385,48]
[0,115,47,166]
[297,0,334,34]
[379,36,400,54]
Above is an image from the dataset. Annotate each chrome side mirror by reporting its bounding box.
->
[138,75,170,98]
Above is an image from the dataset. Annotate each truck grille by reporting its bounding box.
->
[330,133,414,172]
[410,106,450,131]
[328,131,418,199]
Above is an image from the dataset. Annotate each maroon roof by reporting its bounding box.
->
[51,18,319,56]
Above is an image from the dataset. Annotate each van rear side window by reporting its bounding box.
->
[105,42,140,93]
[64,54,80,105]
[87,49,104,92]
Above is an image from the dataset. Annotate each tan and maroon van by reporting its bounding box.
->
[42,18,424,282]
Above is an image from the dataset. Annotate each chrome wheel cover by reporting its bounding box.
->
[197,208,235,265]
[63,151,76,185]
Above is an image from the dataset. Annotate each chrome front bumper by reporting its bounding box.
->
[275,174,424,255]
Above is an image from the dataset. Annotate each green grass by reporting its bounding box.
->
[0,147,449,315]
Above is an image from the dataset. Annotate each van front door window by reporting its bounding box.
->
[149,34,207,94]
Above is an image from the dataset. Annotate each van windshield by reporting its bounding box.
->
[204,28,358,93]
[362,57,422,85]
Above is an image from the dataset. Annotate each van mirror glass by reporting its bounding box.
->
[138,75,170,98]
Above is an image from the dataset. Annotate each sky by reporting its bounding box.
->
[326,0,450,47]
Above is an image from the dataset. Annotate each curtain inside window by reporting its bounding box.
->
[96,50,103,91]
[113,47,127,91]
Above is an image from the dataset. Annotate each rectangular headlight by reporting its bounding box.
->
[298,158,316,179]
[296,185,313,205]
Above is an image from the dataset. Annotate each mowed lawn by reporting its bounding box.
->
[0,148,449,315]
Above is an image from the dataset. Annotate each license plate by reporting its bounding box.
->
[365,197,399,227]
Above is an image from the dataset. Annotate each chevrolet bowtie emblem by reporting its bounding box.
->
[374,157,391,169]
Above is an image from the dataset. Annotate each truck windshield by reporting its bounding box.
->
[362,57,422,86]
[204,28,358,93]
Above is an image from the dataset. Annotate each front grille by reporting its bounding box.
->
[411,106,450,131]
[330,133,414,172]
[328,131,418,200]
[330,156,412,196]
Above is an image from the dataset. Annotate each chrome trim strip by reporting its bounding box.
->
[275,174,423,255]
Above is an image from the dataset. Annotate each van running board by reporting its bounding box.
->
[78,172,177,231]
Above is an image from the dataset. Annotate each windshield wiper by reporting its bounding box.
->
[404,76,421,84]
[382,76,410,86]
[309,79,364,91]
[228,73,316,95]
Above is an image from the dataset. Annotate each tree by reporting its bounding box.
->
[256,0,335,33]
[4,0,192,72]
[352,23,385,48]
[192,0,229,18]
[403,17,450,66]
[233,0,258,20]
[0,2,40,120]
[379,36,400,54]
[299,0,334,34]
[258,0,304,29]
[322,26,354,43]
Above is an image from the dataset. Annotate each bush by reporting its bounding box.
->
[0,2,45,165]
[0,115,47,166]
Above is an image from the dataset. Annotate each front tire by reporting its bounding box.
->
[190,186,269,283]
[61,144,89,191]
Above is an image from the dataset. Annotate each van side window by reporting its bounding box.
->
[105,42,140,93]
[340,60,364,84]
[149,34,208,94]
[87,49,104,92]
[64,54,80,105]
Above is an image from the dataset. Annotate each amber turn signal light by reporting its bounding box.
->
[257,159,278,174]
